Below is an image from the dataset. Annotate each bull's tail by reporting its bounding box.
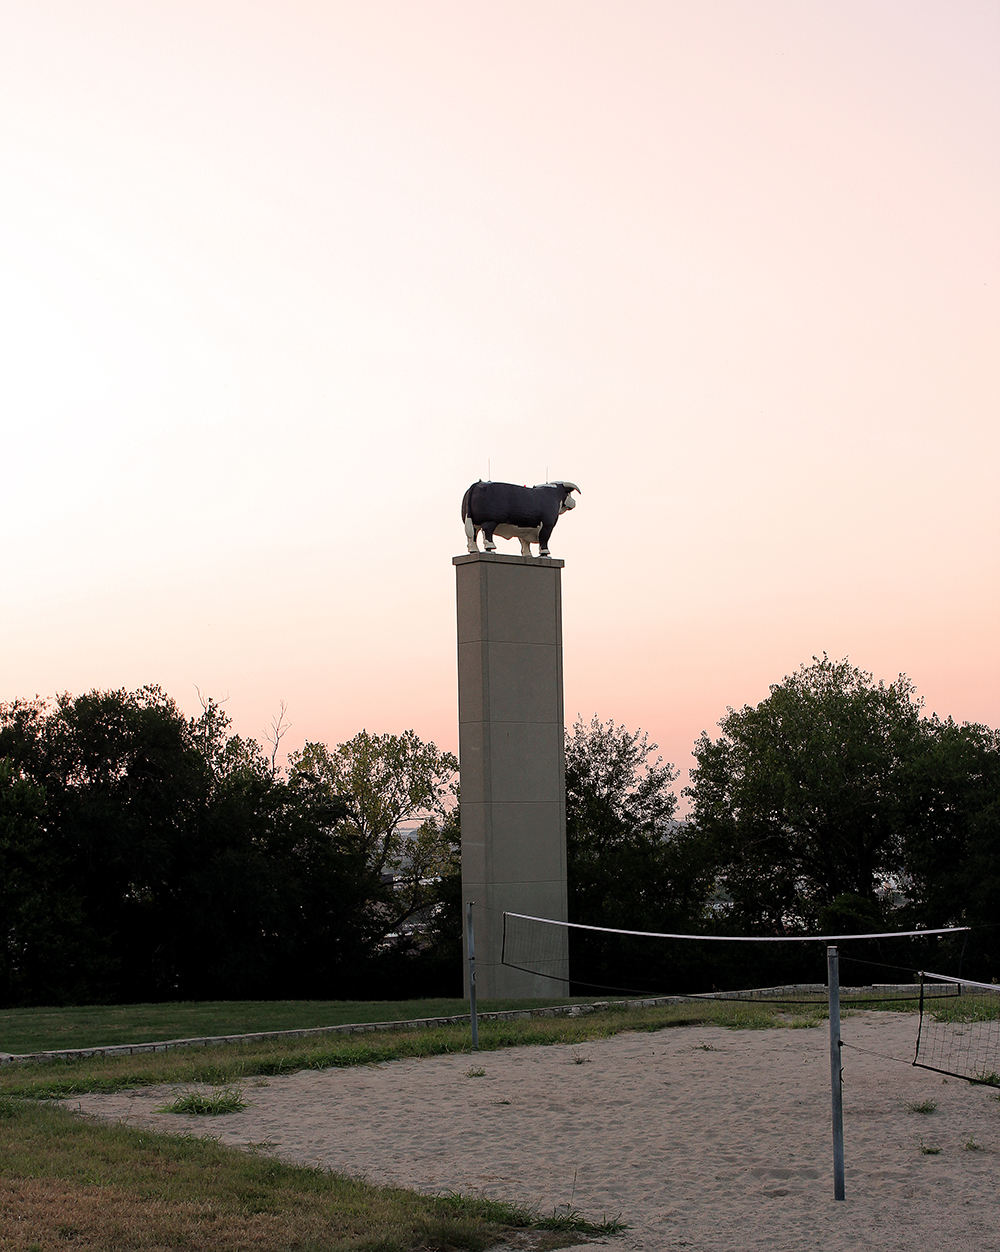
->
[462,481,484,552]
[461,484,474,523]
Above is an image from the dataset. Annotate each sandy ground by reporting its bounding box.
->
[71,1012,1000,1252]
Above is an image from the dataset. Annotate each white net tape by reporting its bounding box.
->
[502,912,972,1003]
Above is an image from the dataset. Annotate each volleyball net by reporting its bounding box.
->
[492,910,999,1205]
[913,972,1000,1085]
[502,911,1000,1083]
[500,911,972,1004]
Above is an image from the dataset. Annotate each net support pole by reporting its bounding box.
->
[828,945,845,1200]
[467,901,479,1051]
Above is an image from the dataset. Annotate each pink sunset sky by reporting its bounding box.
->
[3,1,998,801]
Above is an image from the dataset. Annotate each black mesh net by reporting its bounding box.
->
[913,973,1000,1085]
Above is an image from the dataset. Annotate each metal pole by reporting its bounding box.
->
[467,901,479,1051]
[828,945,845,1200]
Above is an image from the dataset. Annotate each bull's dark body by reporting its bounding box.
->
[461,480,576,556]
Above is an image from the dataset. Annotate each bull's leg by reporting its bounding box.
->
[465,516,479,553]
[482,524,497,552]
[518,536,533,556]
[538,522,554,556]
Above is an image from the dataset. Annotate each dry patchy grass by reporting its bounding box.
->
[0,1099,612,1251]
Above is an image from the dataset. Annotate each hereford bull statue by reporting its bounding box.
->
[461,480,581,557]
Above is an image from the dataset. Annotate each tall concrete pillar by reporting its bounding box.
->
[454,552,569,999]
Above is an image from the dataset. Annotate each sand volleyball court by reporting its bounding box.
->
[72,1012,1000,1252]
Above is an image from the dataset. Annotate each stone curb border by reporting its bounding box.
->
[0,998,681,1067]
[1,981,975,1068]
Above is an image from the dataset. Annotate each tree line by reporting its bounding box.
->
[0,691,460,1006]
[565,656,999,992]
[1,655,997,1006]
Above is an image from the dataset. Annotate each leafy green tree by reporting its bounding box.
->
[685,655,935,932]
[566,715,683,922]
[1,689,465,1004]
[167,741,363,999]
[0,689,365,1003]
[418,803,463,979]
[287,730,458,954]
[0,687,208,1002]
[564,716,713,992]
[0,760,91,1005]
[898,717,1000,979]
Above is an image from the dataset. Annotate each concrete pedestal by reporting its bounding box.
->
[454,552,569,999]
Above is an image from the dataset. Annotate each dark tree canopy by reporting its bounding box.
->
[3,665,994,1006]
[0,759,84,1007]
[897,716,1000,980]
[564,716,713,993]
[684,656,932,932]
[0,691,461,1006]
[566,715,684,925]
[288,730,458,950]
[683,656,1000,981]
[0,687,210,1003]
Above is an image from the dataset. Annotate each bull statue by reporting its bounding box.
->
[462,480,581,557]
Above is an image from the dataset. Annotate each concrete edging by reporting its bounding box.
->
[0,997,682,1066]
[4,981,987,1068]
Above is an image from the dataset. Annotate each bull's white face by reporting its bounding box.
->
[535,481,580,515]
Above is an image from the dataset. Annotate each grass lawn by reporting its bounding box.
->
[3,986,956,1057]
[0,997,597,1055]
[0,1000,821,1100]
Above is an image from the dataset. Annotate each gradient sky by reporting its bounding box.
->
[3,1,998,801]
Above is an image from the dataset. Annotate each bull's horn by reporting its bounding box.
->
[535,480,581,493]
